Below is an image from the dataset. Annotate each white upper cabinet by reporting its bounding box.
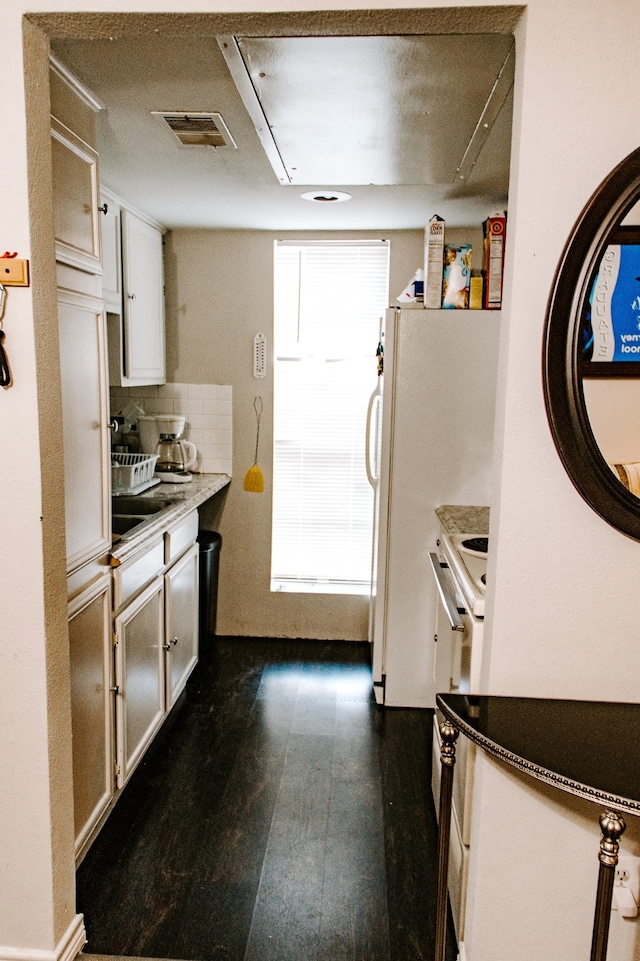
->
[101,194,167,387]
[58,289,111,572]
[99,189,122,310]
[51,117,102,275]
[120,208,166,385]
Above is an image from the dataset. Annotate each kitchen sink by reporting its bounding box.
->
[112,515,147,536]
[112,496,172,516]
[112,496,174,539]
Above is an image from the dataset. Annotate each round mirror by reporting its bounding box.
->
[543,146,640,540]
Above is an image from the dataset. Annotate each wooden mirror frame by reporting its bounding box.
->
[543,146,640,540]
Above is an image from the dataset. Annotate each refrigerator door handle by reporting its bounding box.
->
[365,387,381,488]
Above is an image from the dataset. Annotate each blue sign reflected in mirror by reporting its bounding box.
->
[543,147,640,538]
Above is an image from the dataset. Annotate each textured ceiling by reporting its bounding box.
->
[33,8,525,40]
[45,8,522,231]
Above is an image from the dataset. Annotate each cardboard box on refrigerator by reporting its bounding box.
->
[424,215,445,309]
[482,212,507,309]
[442,244,472,309]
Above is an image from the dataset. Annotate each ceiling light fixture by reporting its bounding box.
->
[300,190,352,203]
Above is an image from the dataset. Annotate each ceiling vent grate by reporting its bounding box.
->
[152,111,237,149]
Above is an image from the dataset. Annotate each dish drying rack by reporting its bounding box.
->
[111,452,160,495]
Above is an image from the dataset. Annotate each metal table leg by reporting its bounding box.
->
[435,719,458,961]
[590,811,625,961]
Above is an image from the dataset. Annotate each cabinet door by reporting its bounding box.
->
[51,117,101,273]
[121,209,165,385]
[68,572,114,859]
[164,542,199,710]
[114,577,165,787]
[99,191,122,310]
[58,290,111,572]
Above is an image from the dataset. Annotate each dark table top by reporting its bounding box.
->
[436,693,640,815]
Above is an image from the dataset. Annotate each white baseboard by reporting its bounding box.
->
[458,940,467,961]
[0,914,86,961]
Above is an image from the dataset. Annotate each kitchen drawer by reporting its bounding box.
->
[67,553,110,601]
[164,509,198,564]
[113,536,164,610]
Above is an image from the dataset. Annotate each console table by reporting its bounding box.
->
[435,693,640,961]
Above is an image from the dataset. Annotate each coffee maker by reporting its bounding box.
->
[138,414,197,483]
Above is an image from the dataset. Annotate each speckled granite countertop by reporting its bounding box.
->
[111,473,230,564]
[435,504,490,537]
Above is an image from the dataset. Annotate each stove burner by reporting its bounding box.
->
[461,536,489,555]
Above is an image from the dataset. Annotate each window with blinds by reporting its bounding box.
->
[271,240,390,594]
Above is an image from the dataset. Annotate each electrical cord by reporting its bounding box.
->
[0,285,11,387]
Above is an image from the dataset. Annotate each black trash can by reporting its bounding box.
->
[197,531,222,640]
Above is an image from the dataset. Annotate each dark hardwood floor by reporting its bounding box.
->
[76,637,457,961]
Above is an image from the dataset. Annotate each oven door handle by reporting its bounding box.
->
[428,553,466,633]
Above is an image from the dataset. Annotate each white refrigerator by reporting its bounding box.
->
[367,306,501,708]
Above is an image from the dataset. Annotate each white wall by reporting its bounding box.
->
[163,227,425,638]
[4,3,640,961]
[470,4,640,959]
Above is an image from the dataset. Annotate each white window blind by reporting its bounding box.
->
[271,240,390,594]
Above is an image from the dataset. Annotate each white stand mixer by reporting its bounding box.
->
[138,414,197,483]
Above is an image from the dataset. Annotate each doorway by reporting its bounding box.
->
[17,5,520,954]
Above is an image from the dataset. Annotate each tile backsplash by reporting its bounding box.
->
[110,383,233,475]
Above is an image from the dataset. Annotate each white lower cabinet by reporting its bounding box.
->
[111,510,200,792]
[114,576,165,787]
[71,510,200,856]
[68,571,114,860]
[164,542,199,710]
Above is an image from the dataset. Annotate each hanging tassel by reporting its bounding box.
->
[244,396,265,492]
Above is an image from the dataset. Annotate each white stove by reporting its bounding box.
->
[439,532,487,617]
[430,527,487,697]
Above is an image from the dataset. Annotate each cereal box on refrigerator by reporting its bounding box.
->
[424,215,445,309]
[482,211,507,309]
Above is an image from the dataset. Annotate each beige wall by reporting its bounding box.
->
[0,17,80,960]
[583,378,640,465]
[163,227,425,637]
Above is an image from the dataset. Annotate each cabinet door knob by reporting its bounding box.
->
[162,641,171,651]
[127,293,136,301]
[172,636,179,646]
[98,202,108,215]
[110,685,120,694]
